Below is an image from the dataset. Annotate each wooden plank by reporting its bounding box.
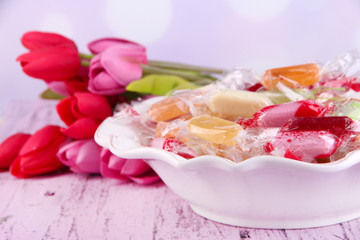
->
[1,171,360,239]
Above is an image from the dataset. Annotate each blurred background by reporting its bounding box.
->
[1,0,360,115]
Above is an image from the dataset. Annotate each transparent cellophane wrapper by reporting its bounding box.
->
[113,50,360,164]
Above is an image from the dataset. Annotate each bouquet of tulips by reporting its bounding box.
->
[0,31,224,183]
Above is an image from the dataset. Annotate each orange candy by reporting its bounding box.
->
[155,121,179,138]
[155,115,191,139]
[263,63,320,90]
[148,97,190,122]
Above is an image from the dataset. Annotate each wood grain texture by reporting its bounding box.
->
[1,100,360,240]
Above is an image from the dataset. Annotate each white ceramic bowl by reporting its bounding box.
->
[95,104,360,229]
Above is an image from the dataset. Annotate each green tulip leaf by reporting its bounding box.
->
[40,89,66,100]
[126,74,199,95]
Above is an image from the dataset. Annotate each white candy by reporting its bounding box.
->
[209,89,273,119]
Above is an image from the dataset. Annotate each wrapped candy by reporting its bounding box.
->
[151,138,197,159]
[148,96,190,122]
[262,63,321,90]
[218,68,264,91]
[147,88,212,122]
[266,130,339,163]
[113,102,156,147]
[208,89,273,120]
[129,51,360,164]
[242,100,327,128]
[281,116,353,137]
[187,115,242,146]
[265,116,353,162]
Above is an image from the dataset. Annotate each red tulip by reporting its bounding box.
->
[0,133,31,170]
[16,31,81,81]
[56,92,113,139]
[46,73,90,97]
[64,66,90,95]
[10,125,67,178]
[17,45,81,81]
[20,31,77,50]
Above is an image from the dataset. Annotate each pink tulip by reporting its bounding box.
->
[57,138,102,173]
[88,38,146,55]
[88,38,148,95]
[100,149,160,184]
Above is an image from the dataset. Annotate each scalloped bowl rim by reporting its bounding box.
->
[95,125,360,173]
[95,95,360,173]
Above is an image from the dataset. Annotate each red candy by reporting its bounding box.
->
[281,116,353,137]
[242,100,326,128]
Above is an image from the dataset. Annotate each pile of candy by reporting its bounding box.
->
[114,51,360,164]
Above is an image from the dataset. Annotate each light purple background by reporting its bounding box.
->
[1,0,360,115]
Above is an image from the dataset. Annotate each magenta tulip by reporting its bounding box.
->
[57,139,101,173]
[100,149,160,184]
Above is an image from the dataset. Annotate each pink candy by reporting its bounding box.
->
[265,116,353,162]
[266,130,339,162]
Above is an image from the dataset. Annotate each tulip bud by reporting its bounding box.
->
[10,125,67,178]
[0,133,31,170]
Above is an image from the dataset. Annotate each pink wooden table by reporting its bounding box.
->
[1,100,360,240]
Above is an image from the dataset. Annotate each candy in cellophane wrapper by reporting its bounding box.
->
[262,63,321,90]
[216,67,264,91]
[241,99,328,128]
[320,50,360,84]
[147,88,216,122]
[151,137,198,159]
[173,115,247,162]
[308,51,360,103]
[113,100,157,147]
[264,116,352,163]
[266,130,338,163]
[333,101,360,120]
[234,127,279,161]
[114,50,360,164]
[329,120,360,161]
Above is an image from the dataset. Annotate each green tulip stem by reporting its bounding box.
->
[81,60,90,67]
[141,64,215,83]
[79,53,95,60]
[148,60,225,74]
